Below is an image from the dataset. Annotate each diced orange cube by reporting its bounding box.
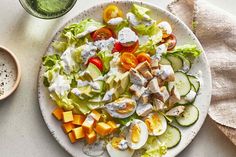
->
[95,122,111,136]
[62,111,73,123]
[52,107,64,120]
[107,121,119,133]
[82,116,95,133]
[68,132,77,144]
[85,131,97,144]
[72,114,86,126]
[62,122,75,133]
[72,127,85,140]
[90,110,101,121]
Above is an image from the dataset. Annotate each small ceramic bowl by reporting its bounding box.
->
[0,46,21,100]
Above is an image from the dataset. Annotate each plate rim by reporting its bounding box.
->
[37,0,212,156]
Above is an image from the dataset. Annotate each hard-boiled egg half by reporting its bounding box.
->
[105,98,137,119]
[144,112,167,136]
[126,119,148,150]
[106,137,134,157]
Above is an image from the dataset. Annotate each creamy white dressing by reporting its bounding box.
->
[77,80,100,90]
[61,47,76,74]
[71,88,81,96]
[118,27,138,45]
[136,103,153,117]
[138,35,149,45]
[126,12,140,26]
[48,75,71,96]
[94,37,115,51]
[153,44,168,60]
[118,139,128,150]
[108,17,123,25]
[81,42,97,63]
[185,90,196,102]
[160,65,173,80]
[76,25,98,38]
[157,21,172,35]
[102,88,115,101]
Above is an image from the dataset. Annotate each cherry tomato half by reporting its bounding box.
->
[103,5,123,23]
[112,41,139,53]
[120,52,138,71]
[136,53,151,63]
[92,27,114,41]
[88,57,103,71]
[165,34,177,50]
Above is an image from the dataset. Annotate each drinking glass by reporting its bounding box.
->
[19,0,77,19]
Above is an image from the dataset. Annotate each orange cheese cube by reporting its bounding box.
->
[90,110,101,121]
[68,132,77,143]
[85,131,97,144]
[72,114,86,126]
[62,122,75,133]
[52,107,64,120]
[95,122,111,136]
[82,116,95,133]
[62,111,73,123]
[107,121,119,133]
[72,127,85,140]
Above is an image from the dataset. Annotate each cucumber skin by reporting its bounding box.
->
[176,105,199,127]
[188,75,200,92]
[159,125,181,149]
[167,55,183,71]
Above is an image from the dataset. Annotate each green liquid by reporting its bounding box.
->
[27,0,75,17]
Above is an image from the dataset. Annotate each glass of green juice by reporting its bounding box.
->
[19,0,77,19]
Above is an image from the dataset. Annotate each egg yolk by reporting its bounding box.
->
[131,124,141,143]
[145,114,161,133]
[111,137,124,149]
[116,103,134,114]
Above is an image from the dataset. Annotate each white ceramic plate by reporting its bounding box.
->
[38,1,212,156]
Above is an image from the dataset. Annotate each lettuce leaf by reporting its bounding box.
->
[50,92,74,111]
[114,19,129,33]
[141,137,167,157]
[168,44,202,60]
[52,41,68,53]
[42,54,60,71]
[131,4,151,21]
[97,50,113,73]
[62,18,104,45]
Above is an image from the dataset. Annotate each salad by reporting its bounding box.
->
[43,4,202,157]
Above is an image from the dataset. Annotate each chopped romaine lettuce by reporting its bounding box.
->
[42,54,60,71]
[141,137,167,157]
[131,4,151,21]
[52,41,68,53]
[134,21,159,36]
[50,92,74,111]
[97,50,113,73]
[114,19,129,33]
[168,44,201,60]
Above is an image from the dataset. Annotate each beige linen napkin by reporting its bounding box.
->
[167,0,236,145]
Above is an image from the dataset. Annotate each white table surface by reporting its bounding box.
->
[0,0,235,157]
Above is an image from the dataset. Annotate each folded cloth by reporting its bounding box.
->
[168,0,236,145]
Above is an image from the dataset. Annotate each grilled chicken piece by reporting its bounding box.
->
[168,86,181,107]
[142,71,153,80]
[166,106,185,116]
[153,86,170,103]
[159,65,175,82]
[136,103,153,117]
[129,68,147,86]
[147,77,160,94]
[153,98,166,111]
[150,58,159,69]
[135,61,151,73]
[129,84,146,98]
[139,93,150,104]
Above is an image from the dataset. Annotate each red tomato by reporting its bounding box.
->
[92,27,114,41]
[112,41,139,53]
[136,53,151,63]
[88,57,103,71]
[120,52,138,71]
[112,42,123,53]
[165,34,177,50]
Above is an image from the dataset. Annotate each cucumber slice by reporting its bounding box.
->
[167,55,183,71]
[159,57,171,65]
[177,97,189,105]
[176,105,199,127]
[188,75,200,92]
[168,71,191,96]
[158,125,181,149]
[178,55,191,72]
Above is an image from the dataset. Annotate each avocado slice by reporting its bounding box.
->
[78,85,94,99]
[86,63,102,80]
[106,75,116,89]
